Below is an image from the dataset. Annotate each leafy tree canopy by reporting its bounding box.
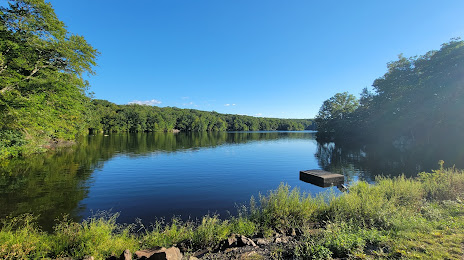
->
[0,0,98,158]
[315,39,464,146]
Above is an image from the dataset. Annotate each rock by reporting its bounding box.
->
[219,234,257,250]
[136,247,164,259]
[274,236,289,244]
[83,256,94,260]
[188,257,199,260]
[135,247,182,260]
[239,235,257,247]
[120,249,132,260]
[254,238,269,246]
[219,234,238,250]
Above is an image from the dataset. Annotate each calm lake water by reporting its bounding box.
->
[1,131,462,230]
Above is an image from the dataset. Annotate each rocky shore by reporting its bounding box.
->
[79,229,301,260]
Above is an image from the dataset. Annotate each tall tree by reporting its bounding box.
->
[0,0,98,158]
[315,92,359,141]
[315,39,464,146]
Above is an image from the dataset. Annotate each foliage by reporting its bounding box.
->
[418,166,464,201]
[315,39,464,146]
[0,0,98,159]
[0,129,25,158]
[294,240,332,260]
[2,168,464,258]
[249,183,321,232]
[315,92,359,141]
[51,213,138,259]
[295,220,387,259]
[88,100,314,133]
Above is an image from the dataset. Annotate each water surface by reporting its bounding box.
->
[1,131,461,230]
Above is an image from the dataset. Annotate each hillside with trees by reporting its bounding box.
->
[0,0,313,160]
[88,100,314,133]
[315,39,464,148]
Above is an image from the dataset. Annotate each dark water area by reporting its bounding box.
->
[0,131,462,231]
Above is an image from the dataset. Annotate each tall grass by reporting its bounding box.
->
[250,183,322,232]
[1,167,464,259]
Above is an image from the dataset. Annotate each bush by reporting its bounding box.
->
[250,183,321,231]
[419,167,464,201]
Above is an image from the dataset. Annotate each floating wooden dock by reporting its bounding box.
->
[299,170,344,187]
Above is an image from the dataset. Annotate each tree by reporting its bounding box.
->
[315,92,359,141]
[0,0,98,158]
[314,39,464,146]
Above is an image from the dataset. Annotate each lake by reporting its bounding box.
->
[1,131,461,230]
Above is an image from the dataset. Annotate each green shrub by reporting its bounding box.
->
[51,213,138,259]
[140,218,193,248]
[191,215,232,248]
[375,175,424,208]
[419,167,464,201]
[294,240,332,260]
[251,183,320,231]
[0,214,52,259]
[321,181,397,229]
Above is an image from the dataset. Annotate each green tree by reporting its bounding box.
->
[315,39,464,146]
[315,92,359,141]
[0,0,98,158]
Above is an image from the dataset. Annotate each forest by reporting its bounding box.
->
[88,99,313,133]
[315,38,464,148]
[0,0,313,159]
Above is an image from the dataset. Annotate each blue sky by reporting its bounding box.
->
[27,1,464,118]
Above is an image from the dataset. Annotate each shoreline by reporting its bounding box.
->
[2,168,464,259]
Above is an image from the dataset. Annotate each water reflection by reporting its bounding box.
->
[0,131,316,230]
[315,139,464,183]
[2,131,461,231]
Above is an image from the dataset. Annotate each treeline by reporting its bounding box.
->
[88,99,314,133]
[315,39,464,147]
[0,1,313,159]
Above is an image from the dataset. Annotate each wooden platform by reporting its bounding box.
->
[299,170,344,187]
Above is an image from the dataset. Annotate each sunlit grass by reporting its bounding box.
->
[1,167,464,259]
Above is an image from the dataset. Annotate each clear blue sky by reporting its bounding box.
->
[32,1,464,118]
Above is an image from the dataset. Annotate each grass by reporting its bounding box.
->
[1,167,464,259]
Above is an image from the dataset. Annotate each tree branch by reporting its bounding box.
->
[0,85,13,94]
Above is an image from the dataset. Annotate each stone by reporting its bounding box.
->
[83,256,94,260]
[219,234,238,250]
[274,236,289,244]
[136,248,164,259]
[219,234,257,250]
[188,257,199,260]
[239,235,257,247]
[135,247,182,260]
[254,238,269,246]
[120,249,132,260]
